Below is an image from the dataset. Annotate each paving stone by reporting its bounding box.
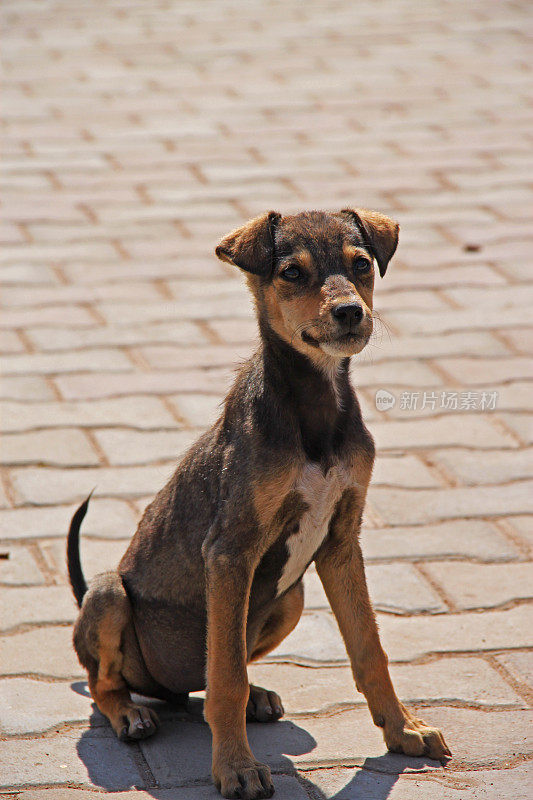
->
[169,393,225,428]
[0,729,144,790]
[368,481,533,526]
[436,357,533,387]
[3,282,164,309]
[1,396,176,433]
[506,516,533,555]
[28,320,203,352]
[139,343,250,371]
[0,376,56,401]
[371,456,441,489]
[0,546,44,586]
[383,306,531,336]
[498,413,533,446]
[423,562,533,610]
[0,329,25,353]
[268,612,348,664]
[301,762,533,800]
[445,284,533,310]
[0,499,138,541]
[248,657,522,714]
[348,360,442,389]
[0,626,83,678]
[367,563,447,614]
[434,448,533,486]
[93,428,198,466]
[383,265,506,290]
[64,257,226,284]
[0,305,96,329]
[303,563,446,614]
[97,296,254,326]
[359,520,519,562]
[372,417,517,452]
[0,586,76,631]
[0,678,95,734]
[1,349,132,376]
[268,605,533,664]
[139,710,434,788]
[1,429,100,467]
[208,317,259,344]
[9,463,176,505]
[499,327,533,356]
[409,707,533,769]
[141,706,532,781]
[378,606,533,664]
[495,651,533,691]
[55,367,234,401]
[0,483,12,510]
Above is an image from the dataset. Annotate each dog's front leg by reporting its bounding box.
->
[315,491,451,761]
[203,540,274,800]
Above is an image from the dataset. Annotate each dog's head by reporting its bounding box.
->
[216,209,398,361]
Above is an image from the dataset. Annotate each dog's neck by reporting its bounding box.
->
[259,321,353,463]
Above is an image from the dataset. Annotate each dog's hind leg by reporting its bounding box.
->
[73,571,158,741]
[246,581,304,722]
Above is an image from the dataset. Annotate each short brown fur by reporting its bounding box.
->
[68,209,450,800]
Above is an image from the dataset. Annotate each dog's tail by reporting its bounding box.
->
[67,490,94,608]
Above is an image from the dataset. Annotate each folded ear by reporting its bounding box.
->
[215,211,281,277]
[340,208,399,277]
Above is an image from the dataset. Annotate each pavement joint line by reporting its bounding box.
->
[412,562,457,612]
[3,645,533,676]
[131,741,158,790]
[1,701,527,743]
[483,653,533,706]
[194,318,223,345]
[82,429,110,467]
[262,645,533,669]
[432,287,462,310]
[0,470,17,507]
[414,453,456,488]
[44,375,64,402]
[491,517,532,558]
[490,414,528,447]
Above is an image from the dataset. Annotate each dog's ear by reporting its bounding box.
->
[340,208,399,277]
[215,211,281,277]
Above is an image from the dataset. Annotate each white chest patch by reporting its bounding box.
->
[276,462,350,597]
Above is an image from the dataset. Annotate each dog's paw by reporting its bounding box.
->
[214,758,274,799]
[117,704,158,741]
[384,714,451,761]
[246,684,284,723]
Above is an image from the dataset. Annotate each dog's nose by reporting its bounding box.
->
[332,303,364,326]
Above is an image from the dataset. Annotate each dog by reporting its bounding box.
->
[68,208,450,800]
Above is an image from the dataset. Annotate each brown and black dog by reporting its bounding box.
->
[68,208,450,799]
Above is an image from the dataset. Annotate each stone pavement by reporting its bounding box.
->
[1,0,532,797]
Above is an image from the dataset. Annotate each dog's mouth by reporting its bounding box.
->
[301,330,321,348]
[301,328,369,355]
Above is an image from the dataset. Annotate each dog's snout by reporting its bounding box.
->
[332,302,364,326]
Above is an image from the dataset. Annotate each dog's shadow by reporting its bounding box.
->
[72,681,418,799]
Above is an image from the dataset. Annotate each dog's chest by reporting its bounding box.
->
[276,462,350,597]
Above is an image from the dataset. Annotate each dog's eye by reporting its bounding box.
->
[281,266,301,281]
[353,257,371,273]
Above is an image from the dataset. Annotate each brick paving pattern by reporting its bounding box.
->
[1,0,532,798]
